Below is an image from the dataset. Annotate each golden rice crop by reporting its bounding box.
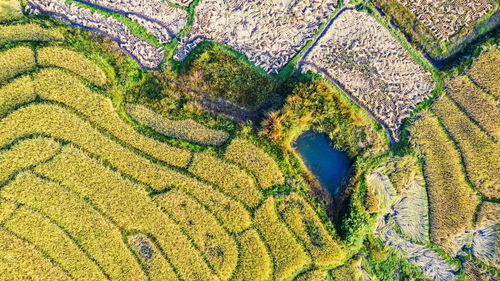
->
[0,227,71,280]
[126,103,229,146]
[0,23,63,45]
[432,94,500,198]
[4,206,106,281]
[0,75,35,117]
[34,145,218,281]
[0,46,35,83]
[127,234,178,281]
[33,68,190,167]
[0,198,16,223]
[188,153,263,208]
[475,202,500,228]
[0,137,59,183]
[446,76,500,142]
[277,193,344,267]
[295,269,328,281]
[409,110,480,254]
[232,229,272,281]
[0,0,22,22]
[467,45,500,98]
[330,257,363,281]
[0,172,147,281]
[155,190,238,280]
[37,47,107,87]
[225,138,284,189]
[254,197,311,281]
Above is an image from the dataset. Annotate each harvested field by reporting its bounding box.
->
[409,110,479,254]
[463,260,499,281]
[0,0,23,22]
[476,202,500,228]
[365,167,397,214]
[126,103,229,146]
[0,75,35,117]
[467,45,500,98]
[446,76,500,142]
[174,0,337,73]
[0,46,35,83]
[0,23,63,45]
[432,94,500,198]
[471,202,500,269]
[232,229,272,281]
[302,9,434,142]
[27,0,165,69]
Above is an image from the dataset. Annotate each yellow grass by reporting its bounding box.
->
[0,227,71,280]
[0,172,147,281]
[0,75,35,117]
[446,76,500,142]
[126,103,229,146]
[295,269,328,281]
[0,46,35,83]
[254,197,311,281]
[0,198,16,223]
[4,206,107,281]
[225,138,284,189]
[0,0,22,22]
[277,193,344,267]
[232,229,272,281]
[0,137,59,183]
[432,94,500,198]
[33,68,190,167]
[0,23,63,45]
[127,234,179,281]
[467,45,500,98]
[34,145,218,281]
[409,110,479,253]
[155,190,238,280]
[37,46,107,87]
[189,152,263,208]
[476,202,500,228]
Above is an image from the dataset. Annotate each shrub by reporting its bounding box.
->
[0,227,71,280]
[155,190,238,280]
[125,103,229,146]
[127,234,178,281]
[0,46,35,83]
[409,110,479,254]
[0,0,22,22]
[277,193,345,267]
[432,94,500,198]
[37,46,107,87]
[0,172,147,281]
[0,23,63,45]
[232,229,272,281]
[4,206,107,281]
[254,197,311,281]
[467,45,500,98]
[33,68,191,168]
[188,153,263,208]
[225,138,284,189]
[0,75,35,117]
[0,197,16,223]
[34,145,218,281]
[0,137,60,184]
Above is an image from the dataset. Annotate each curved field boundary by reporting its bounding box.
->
[232,229,272,281]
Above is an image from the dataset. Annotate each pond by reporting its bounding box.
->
[293,130,351,195]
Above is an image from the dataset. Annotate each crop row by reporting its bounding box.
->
[189,153,263,208]
[225,138,284,190]
[0,75,36,117]
[35,145,218,281]
[467,45,500,98]
[0,46,35,83]
[409,110,480,254]
[232,229,272,281]
[125,103,229,147]
[0,23,63,46]
[156,190,238,280]
[0,172,147,280]
[431,94,500,199]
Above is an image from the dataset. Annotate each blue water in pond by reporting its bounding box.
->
[293,130,351,195]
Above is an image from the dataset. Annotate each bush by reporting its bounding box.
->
[0,23,63,45]
[0,75,35,117]
[232,229,272,281]
[0,46,35,83]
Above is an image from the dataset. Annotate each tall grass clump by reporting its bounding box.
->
[33,68,191,167]
[0,227,71,280]
[188,153,263,208]
[35,145,218,281]
[254,197,311,281]
[4,207,107,281]
[277,193,345,267]
[156,190,238,280]
[0,172,147,281]
[409,110,479,254]
[0,46,35,83]
[225,138,284,189]
[127,234,178,281]
[0,137,59,183]
[37,47,108,87]
[0,24,63,45]
[0,0,22,22]
[432,94,500,198]
[467,45,500,98]
[126,103,229,146]
[232,229,272,281]
[0,75,35,117]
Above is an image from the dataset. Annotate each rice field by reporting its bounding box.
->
[232,229,272,281]
[0,75,35,117]
[0,23,63,45]
[467,44,500,98]
[0,0,22,22]
[0,46,35,83]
